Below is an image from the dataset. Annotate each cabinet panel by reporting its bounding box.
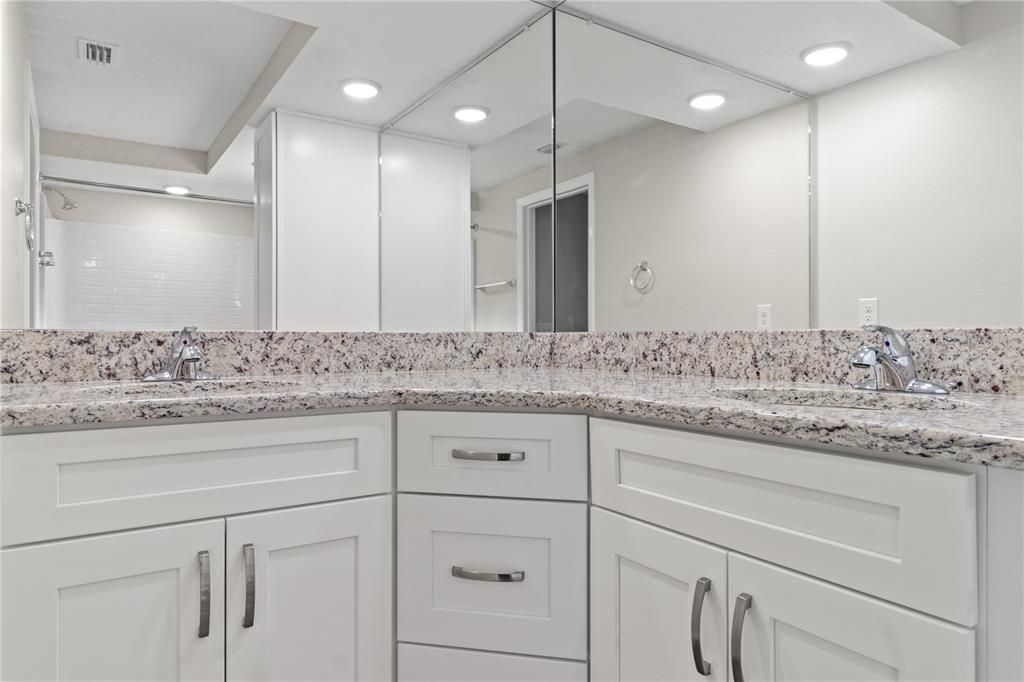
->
[226,497,392,682]
[398,494,587,659]
[275,112,379,331]
[591,508,728,682]
[3,412,391,545]
[398,411,588,500]
[398,643,587,681]
[1,519,224,681]
[728,554,974,682]
[591,418,977,625]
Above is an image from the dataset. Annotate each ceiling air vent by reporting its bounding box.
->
[536,142,566,155]
[77,38,119,66]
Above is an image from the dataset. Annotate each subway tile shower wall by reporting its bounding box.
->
[41,220,256,330]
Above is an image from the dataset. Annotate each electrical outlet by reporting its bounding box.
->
[756,304,772,331]
[859,298,879,326]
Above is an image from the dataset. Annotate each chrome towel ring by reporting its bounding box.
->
[630,259,655,294]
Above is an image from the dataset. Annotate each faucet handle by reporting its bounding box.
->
[862,325,911,358]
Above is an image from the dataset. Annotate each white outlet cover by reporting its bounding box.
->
[859,298,879,326]
[756,304,772,331]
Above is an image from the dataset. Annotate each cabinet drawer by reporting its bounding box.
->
[398,644,587,681]
[591,418,977,626]
[398,494,587,659]
[397,411,587,500]
[2,412,391,545]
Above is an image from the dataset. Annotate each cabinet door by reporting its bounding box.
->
[226,496,392,682]
[727,554,974,682]
[1,519,224,681]
[591,508,728,682]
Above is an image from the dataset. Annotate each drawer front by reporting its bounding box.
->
[398,644,587,682]
[591,418,977,626]
[398,494,587,659]
[397,411,587,500]
[2,412,391,545]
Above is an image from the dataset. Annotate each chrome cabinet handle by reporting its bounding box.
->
[451,449,525,462]
[690,577,712,676]
[451,566,525,582]
[198,550,211,638]
[731,593,753,682]
[242,544,256,628]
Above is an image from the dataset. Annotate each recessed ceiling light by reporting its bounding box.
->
[688,91,726,111]
[800,42,852,67]
[453,105,489,123]
[163,185,190,196]
[340,78,381,99]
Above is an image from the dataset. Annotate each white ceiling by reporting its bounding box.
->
[242,1,548,128]
[560,1,959,96]
[23,1,291,150]
[41,126,257,202]
[467,100,655,191]
[24,0,973,196]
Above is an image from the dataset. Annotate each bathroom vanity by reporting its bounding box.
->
[2,369,1020,682]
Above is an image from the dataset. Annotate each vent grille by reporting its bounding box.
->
[536,142,566,155]
[78,38,119,66]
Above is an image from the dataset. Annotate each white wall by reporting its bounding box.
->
[42,218,255,330]
[1,1,30,328]
[474,101,810,331]
[274,112,379,331]
[380,133,470,331]
[816,25,1023,328]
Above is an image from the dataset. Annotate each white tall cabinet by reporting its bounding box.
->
[380,133,471,331]
[255,111,380,331]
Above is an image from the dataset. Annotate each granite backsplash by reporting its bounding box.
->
[1,328,1021,395]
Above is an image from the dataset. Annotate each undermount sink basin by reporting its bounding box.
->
[714,387,961,411]
[74,377,304,396]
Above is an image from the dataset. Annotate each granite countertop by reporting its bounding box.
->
[2,368,1023,469]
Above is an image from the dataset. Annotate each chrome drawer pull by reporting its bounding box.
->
[690,577,712,676]
[731,593,753,682]
[197,550,211,639]
[451,449,525,462]
[242,544,256,628]
[451,566,525,582]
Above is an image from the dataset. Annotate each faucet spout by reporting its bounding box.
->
[143,326,218,382]
[851,326,948,395]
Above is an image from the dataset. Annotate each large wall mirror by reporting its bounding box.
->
[2,1,1020,332]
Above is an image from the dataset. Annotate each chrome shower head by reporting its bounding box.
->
[53,188,77,211]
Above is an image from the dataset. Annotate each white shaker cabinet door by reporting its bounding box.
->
[727,554,975,682]
[225,496,392,682]
[1,519,225,682]
[591,507,729,682]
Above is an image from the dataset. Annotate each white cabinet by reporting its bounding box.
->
[266,110,381,331]
[398,643,588,681]
[397,411,588,500]
[1,519,225,682]
[398,493,587,660]
[728,554,974,682]
[590,508,728,682]
[226,497,392,682]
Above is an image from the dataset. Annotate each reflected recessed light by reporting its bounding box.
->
[163,185,190,195]
[688,91,726,110]
[340,78,381,99]
[801,42,852,67]
[453,105,489,123]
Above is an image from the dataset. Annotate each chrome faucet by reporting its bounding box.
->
[143,326,218,382]
[850,325,947,395]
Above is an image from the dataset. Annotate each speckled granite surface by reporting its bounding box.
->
[3,369,1023,469]
[2,328,1022,394]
